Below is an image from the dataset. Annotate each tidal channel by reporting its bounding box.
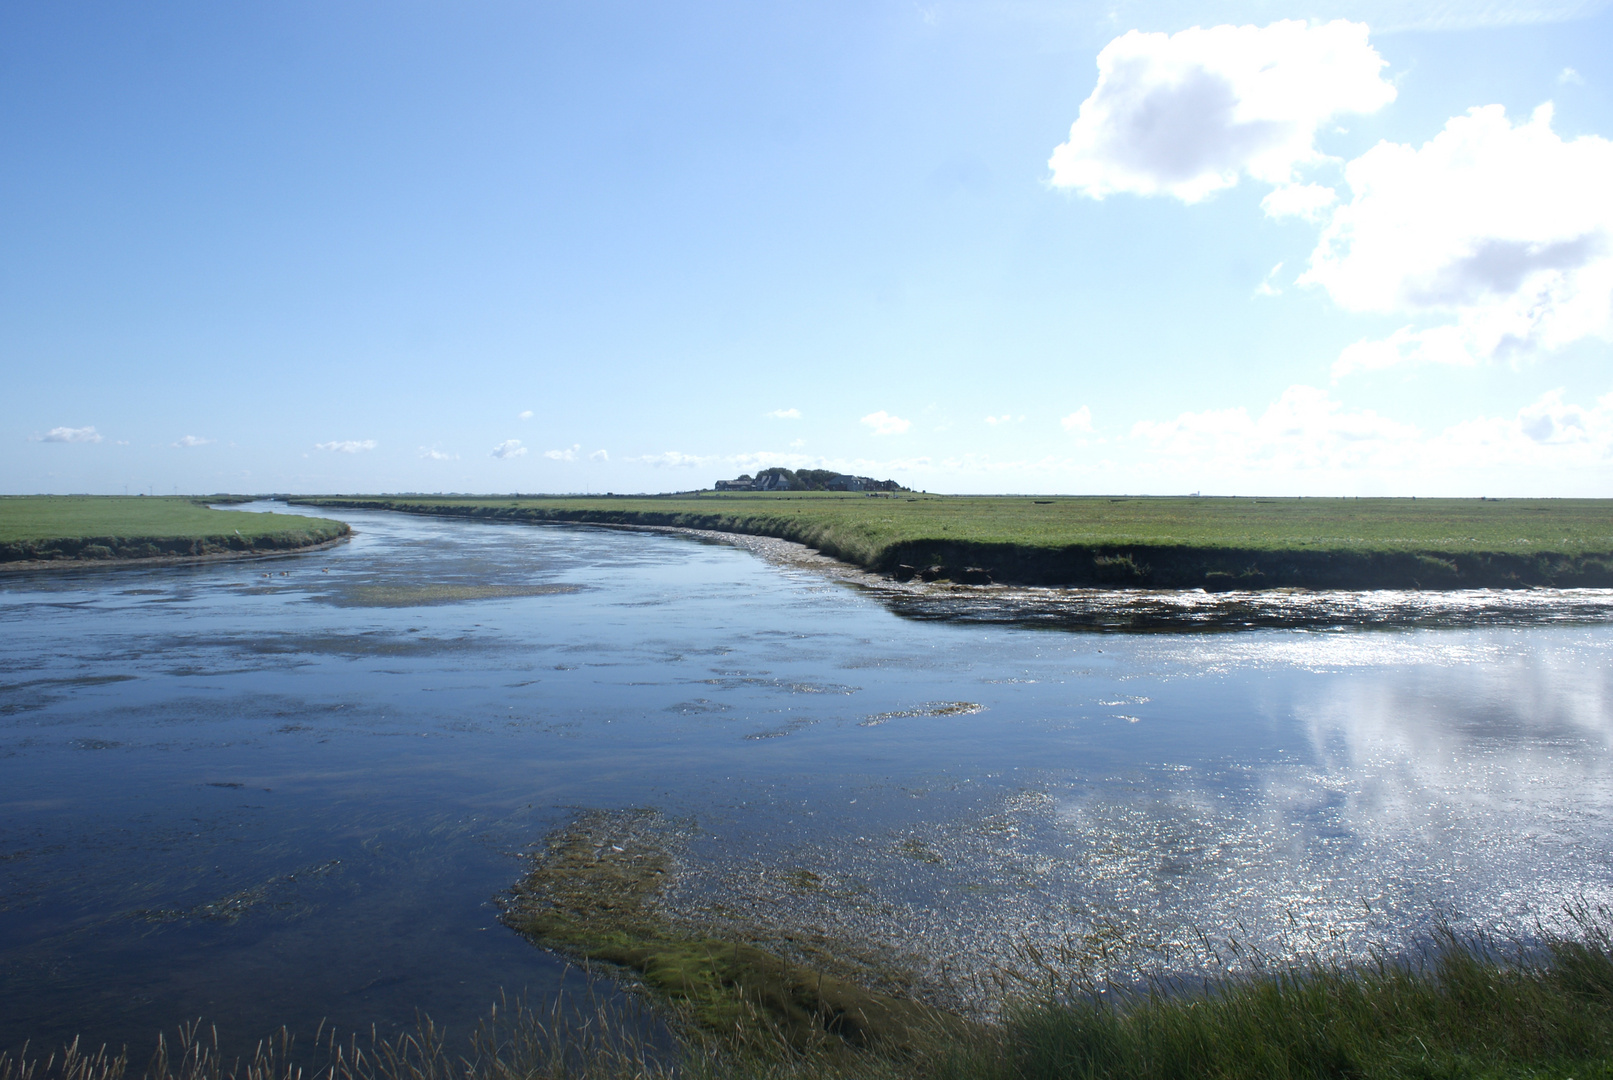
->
[3,503,1611,1055]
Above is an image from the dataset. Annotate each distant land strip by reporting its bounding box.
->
[0,496,351,569]
[292,493,1613,591]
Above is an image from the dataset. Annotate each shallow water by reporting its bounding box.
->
[3,503,1612,1052]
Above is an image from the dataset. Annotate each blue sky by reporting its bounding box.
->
[4,0,1611,496]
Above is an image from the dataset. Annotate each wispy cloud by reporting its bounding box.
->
[766,408,802,419]
[492,439,527,459]
[1126,384,1613,488]
[984,414,1024,426]
[1060,406,1094,433]
[518,410,534,420]
[1261,184,1337,222]
[861,410,911,436]
[1254,262,1285,298]
[36,426,103,444]
[172,435,211,448]
[633,451,719,467]
[1363,1,1608,32]
[316,439,377,453]
[1559,67,1585,86]
[419,447,457,460]
[545,444,581,461]
[589,449,609,462]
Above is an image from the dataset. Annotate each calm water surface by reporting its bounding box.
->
[3,504,1612,1053]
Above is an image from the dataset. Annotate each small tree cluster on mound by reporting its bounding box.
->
[716,468,904,492]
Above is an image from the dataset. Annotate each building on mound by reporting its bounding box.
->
[714,468,905,493]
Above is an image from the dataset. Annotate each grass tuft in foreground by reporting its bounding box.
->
[990,905,1613,1080]
[6,909,1613,1079]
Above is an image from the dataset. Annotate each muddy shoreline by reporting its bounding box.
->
[545,521,1613,632]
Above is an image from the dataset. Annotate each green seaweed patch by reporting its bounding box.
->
[897,838,945,866]
[499,809,963,1055]
[322,582,584,607]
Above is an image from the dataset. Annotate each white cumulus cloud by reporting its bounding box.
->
[491,439,527,459]
[545,444,581,462]
[1130,384,1613,477]
[1048,20,1394,203]
[37,426,103,444]
[861,410,912,436]
[419,447,457,461]
[1060,406,1094,433]
[1307,103,1613,375]
[172,435,211,448]
[1261,182,1338,221]
[518,410,534,421]
[589,449,609,462]
[1132,385,1420,471]
[766,408,802,419]
[984,413,1024,425]
[316,439,377,453]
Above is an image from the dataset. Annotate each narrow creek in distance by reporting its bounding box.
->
[2,502,1611,1055]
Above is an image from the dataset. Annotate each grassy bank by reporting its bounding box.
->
[0,496,350,566]
[293,494,1613,590]
[6,914,1612,1080]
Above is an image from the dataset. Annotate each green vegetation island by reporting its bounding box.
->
[294,487,1613,591]
[0,496,350,568]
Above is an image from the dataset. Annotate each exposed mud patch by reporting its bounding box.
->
[317,583,584,607]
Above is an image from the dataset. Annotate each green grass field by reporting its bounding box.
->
[0,496,350,564]
[296,493,1613,590]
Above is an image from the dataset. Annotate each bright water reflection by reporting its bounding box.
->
[2,503,1611,1052]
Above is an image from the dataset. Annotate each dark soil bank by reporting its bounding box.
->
[294,500,1613,591]
[881,539,1613,590]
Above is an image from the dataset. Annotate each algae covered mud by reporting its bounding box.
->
[295,492,1613,591]
[0,496,349,569]
[3,501,1613,1061]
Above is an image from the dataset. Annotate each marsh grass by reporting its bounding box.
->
[294,494,1613,589]
[984,904,1613,1080]
[10,908,1613,1080]
[0,497,347,564]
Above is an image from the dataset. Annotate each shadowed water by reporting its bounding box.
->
[2,503,1611,1052]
